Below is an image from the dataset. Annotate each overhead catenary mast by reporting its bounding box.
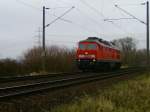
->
[104,1,149,66]
[42,6,49,72]
[42,6,75,72]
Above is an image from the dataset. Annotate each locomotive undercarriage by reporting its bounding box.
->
[77,59,121,71]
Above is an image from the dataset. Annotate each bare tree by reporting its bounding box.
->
[112,37,137,66]
[22,46,77,73]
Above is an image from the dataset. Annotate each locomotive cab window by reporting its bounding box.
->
[87,44,97,50]
[79,44,86,50]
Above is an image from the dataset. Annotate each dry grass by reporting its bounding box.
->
[51,73,150,112]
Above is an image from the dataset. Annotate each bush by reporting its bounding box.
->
[21,46,77,73]
[0,59,22,76]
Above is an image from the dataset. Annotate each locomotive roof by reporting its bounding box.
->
[79,37,119,50]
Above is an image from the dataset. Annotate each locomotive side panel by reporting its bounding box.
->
[96,44,103,60]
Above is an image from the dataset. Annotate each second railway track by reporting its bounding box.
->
[0,67,147,100]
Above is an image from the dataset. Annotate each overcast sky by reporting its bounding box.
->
[0,0,148,59]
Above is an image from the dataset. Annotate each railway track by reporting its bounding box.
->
[0,67,147,100]
[0,66,143,84]
[0,72,81,83]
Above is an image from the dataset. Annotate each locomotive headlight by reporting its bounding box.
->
[93,59,96,62]
[78,54,85,58]
[90,54,95,58]
[78,54,95,58]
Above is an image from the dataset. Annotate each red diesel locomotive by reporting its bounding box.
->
[76,37,121,70]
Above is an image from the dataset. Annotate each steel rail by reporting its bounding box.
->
[0,72,83,83]
[0,66,143,83]
[0,69,135,90]
[0,67,146,99]
[0,67,141,88]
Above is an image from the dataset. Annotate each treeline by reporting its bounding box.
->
[0,37,148,76]
[22,46,77,73]
[0,46,76,76]
[113,37,147,66]
[0,59,22,76]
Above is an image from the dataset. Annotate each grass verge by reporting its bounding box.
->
[51,72,150,112]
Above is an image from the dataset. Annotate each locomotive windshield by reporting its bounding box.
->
[79,43,97,50]
[87,44,97,50]
[79,44,86,50]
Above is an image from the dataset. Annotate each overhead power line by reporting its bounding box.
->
[104,18,136,21]
[76,8,104,32]
[16,0,72,24]
[114,3,144,6]
[16,0,41,10]
[50,6,72,9]
[79,0,129,33]
[52,14,73,23]
[45,6,75,27]
[115,5,146,24]
[79,0,105,19]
